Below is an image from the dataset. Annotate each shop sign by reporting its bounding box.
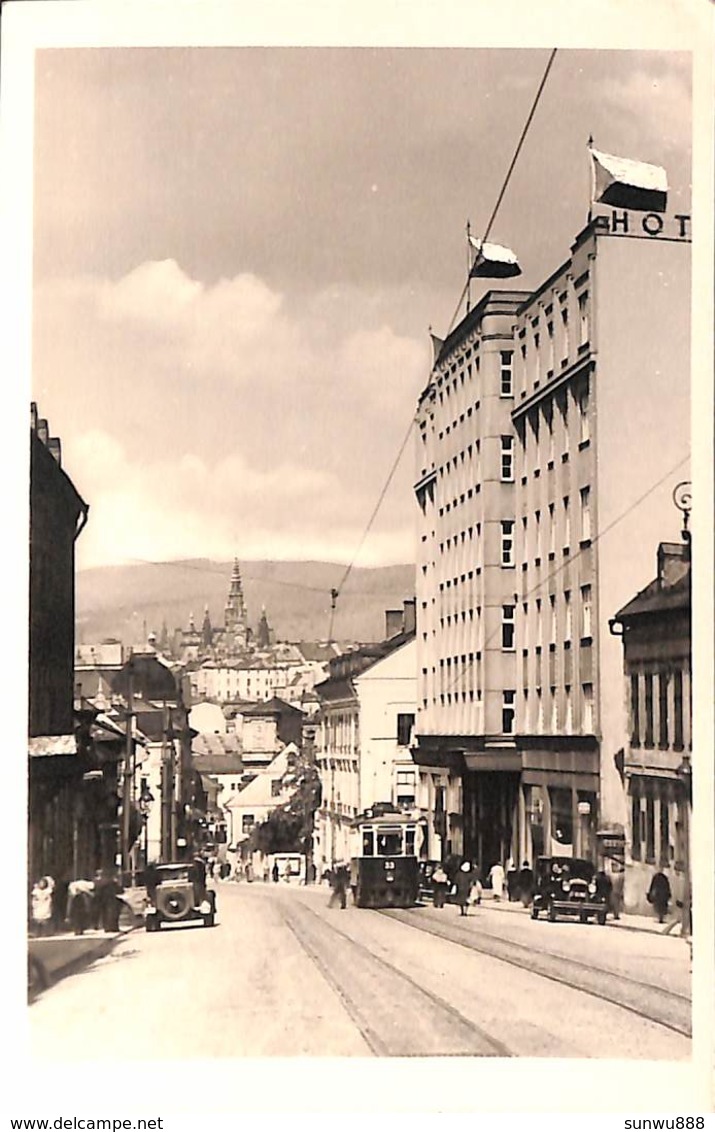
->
[594,210,691,241]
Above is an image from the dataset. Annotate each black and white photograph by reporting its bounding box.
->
[4,0,714,1118]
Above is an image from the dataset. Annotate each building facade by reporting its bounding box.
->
[611,540,691,914]
[413,212,690,878]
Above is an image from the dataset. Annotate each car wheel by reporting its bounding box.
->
[597,909,607,926]
[145,915,159,933]
[203,913,215,928]
[548,902,557,923]
[579,910,587,924]
[531,905,539,920]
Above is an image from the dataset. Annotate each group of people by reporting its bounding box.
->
[30,869,124,937]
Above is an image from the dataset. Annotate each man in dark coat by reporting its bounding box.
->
[518,860,535,906]
[328,863,349,909]
[647,871,672,923]
[454,860,476,916]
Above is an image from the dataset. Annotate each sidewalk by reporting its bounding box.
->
[480,893,688,937]
[28,925,133,999]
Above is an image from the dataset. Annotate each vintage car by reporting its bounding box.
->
[531,856,608,925]
[145,861,216,931]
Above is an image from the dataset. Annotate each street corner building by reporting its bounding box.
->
[411,209,691,886]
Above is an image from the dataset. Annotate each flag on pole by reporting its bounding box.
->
[589,146,668,213]
[468,235,522,279]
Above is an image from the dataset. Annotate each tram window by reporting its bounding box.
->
[405,828,416,855]
[362,830,375,855]
[376,831,402,856]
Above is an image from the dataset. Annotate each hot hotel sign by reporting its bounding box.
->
[593,209,691,242]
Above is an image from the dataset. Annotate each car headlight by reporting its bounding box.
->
[588,882,597,894]
[562,881,570,892]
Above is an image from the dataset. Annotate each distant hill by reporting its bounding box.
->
[76,559,416,648]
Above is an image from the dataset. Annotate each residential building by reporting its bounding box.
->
[413,211,690,877]
[610,540,691,914]
[313,602,416,871]
[222,743,298,851]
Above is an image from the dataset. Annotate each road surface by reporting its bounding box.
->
[30,880,691,1059]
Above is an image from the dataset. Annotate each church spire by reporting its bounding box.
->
[202,603,213,648]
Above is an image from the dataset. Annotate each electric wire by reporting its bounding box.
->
[328,48,559,636]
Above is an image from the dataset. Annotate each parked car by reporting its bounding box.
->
[145,862,216,932]
[531,856,607,924]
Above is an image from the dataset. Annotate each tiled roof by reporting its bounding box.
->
[615,575,690,621]
[193,753,246,775]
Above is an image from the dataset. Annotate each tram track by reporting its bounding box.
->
[279,898,514,1057]
[379,907,691,1039]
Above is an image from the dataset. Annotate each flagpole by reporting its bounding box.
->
[466,219,472,315]
[587,134,594,225]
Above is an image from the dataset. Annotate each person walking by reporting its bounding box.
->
[328,862,348,909]
[454,860,475,917]
[610,864,624,920]
[67,879,94,936]
[283,860,291,884]
[647,871,672,924]
[31,876,54,936]
[518,860,534,906]
[432,863,449,909]
[488,861,505,901]
[272,861,280,883]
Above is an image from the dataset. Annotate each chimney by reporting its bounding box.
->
[37,418,49,445]
[403,598,416,635]
[385,609,403,639]
[657,542,690,589]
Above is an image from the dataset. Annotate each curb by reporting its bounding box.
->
[29,926,136,1002]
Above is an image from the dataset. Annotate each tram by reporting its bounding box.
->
[349,804,421,908]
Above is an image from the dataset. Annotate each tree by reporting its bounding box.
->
[248,751,322,863]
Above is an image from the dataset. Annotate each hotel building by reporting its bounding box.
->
[412,212,690,876]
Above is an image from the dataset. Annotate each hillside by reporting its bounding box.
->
[76,559,416,647]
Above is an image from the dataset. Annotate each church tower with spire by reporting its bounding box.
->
[201,604,213,650]
[224,558,248,652]
[256,604,271,650]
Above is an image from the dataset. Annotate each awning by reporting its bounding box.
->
[28,734,77,758]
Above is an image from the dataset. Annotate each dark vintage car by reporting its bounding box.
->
[531,856,608,924]
[145,862,216,931]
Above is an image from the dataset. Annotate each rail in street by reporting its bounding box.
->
[380,906,692,1038]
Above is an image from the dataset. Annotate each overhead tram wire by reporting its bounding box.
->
[326,47,559,641]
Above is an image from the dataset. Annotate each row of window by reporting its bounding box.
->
[630,669,686,751]
[499,488,590,565]
[433,350,515,401]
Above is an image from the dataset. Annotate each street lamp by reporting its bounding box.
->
[676,751,692,941]
[672,481,692,545]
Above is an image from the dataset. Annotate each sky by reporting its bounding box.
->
[30,45,692,571]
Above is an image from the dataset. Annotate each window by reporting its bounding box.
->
[500,350,514,396]
[581,584,592,639]
[271,779,282,797]
[547,321,555,373]
[658,672,669,748]
[631,793,641,860]
[548,503,555,557]
[582,683,594,732]
[502,690,516,735]
[673,670,684,748]
[396,768,416,805]
[535,510,542,561]
[630,672,641,746]
[645,796,656,862]
[242,814,255,834]
[501,435,514,481]
[563,496,571,549]
[502,605,515,650]
[580,487,591,542]
[501,520,515,567]
[564,591,572,642]
[579,384,590,444]
[397,712,415,747]
[644,673,654,747]
[578,291,589,345]
[659,799,670,866]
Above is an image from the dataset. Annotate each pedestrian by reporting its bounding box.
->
[506,859,519,902]
[432,863,449,909]
[518,860,534,906]
[235,859,244,882]
[610,865,624,921]
[647,871,672,924]
[30,876,54,936]
[595,869,612,917]
[101,869,122,932]
[263,861,270,883]
[488,861,505,901]
[328,862,348,909]
[283,860,291,884]
[454,860,475,916]
[272,861,280,883]
[67,879,94,936]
